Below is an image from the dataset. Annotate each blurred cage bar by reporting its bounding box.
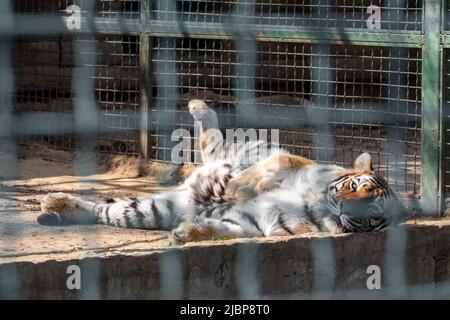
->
[442,1,450,206]
[9,0,445,213]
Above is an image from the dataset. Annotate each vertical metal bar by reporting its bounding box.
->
[232,0,261,299]
[153,0,180,162]
[72,1,101,299]
[139,0,152,160]
[422,0,442,215]
[384,224,409,298]
[159,250,184,299]
[0,0,16,179]
[0,0,20,299]
[309,1,336,299]
[310,43,335,164]
[236,242,260,299]
[234,0,257,131]
[387,47,409,193]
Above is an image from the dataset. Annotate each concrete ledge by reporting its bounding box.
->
[1,221,450,299]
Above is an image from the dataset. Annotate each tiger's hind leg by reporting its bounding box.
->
[225,154,314,203]
[38,192,183,230]
[38,192,97,225]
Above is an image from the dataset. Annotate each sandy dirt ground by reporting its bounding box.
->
[0,145,181,264]
[0,144,448,265]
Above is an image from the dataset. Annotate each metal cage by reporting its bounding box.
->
[5,1,446,214]
[2,0,450,301]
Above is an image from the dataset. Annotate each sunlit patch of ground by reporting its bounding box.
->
[0,145,176,264]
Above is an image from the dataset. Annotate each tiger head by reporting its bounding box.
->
[327,153,406,233]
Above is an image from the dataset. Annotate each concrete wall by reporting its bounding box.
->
[1,222,450,299]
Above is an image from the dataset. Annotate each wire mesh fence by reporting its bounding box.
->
[0,0,449,299]
[13,0,141,154]
[14,37,141,154]
[151,39,422,194]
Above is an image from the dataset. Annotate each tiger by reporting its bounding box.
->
[37,99,407,245]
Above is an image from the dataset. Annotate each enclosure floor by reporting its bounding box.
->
[0,145,173,264]
[0,146,449,265]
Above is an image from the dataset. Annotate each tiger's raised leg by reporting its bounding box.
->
[225,153,315,203]
[187,99,222,163]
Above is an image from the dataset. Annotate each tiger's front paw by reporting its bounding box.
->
[41,192,77,214]
[169,219,215,245]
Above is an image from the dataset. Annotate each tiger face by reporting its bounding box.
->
[327,153,402,233]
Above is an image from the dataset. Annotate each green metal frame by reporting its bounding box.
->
[134,1,446,215]
[422,0,443,215]
[10,18,424,46]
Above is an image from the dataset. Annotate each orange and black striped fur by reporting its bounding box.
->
[38,100,406,244]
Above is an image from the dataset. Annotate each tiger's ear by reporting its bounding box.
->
[354,152,372,171]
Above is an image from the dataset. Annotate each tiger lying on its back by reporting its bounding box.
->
[38,99,406,244]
